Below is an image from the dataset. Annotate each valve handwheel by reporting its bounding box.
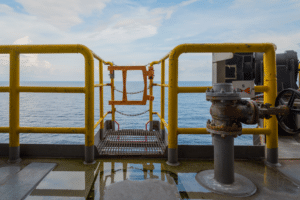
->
[275,88,300,134]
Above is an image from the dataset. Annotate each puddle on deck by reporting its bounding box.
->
[1,158,298,200]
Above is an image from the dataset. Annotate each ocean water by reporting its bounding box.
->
[0,81,255,145]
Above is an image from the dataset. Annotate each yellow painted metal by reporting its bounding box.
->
[94,83,110,87]
[153,83,169,87]
[149,66,153,122]
[9,51,20,147]
[149,54,169,66]
[1,44,95,148]
[0,87,9,92]
[83,47,94,147]
[99,60,104,129]
[0,127,9,133]
[177,86,268,93]
[263,50,278,149]
[178,86,213,93]
[254,86,269,93]
[177,128,271,135]
[18,127,85,133]
[94,111,110,129]
[161,60,165,131]
[168,43,277,149]
[18,86,85,93]
[153,112,168,131]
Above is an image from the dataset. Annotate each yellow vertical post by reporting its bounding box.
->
[84,49,95,164]
[161,60,165,131]
[149,66,153,127]
[167,49,179,166]
[9,50,21,162]
[264,47,279,165]
[99,60,104,130]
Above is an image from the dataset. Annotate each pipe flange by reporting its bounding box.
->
[206,83,241,101]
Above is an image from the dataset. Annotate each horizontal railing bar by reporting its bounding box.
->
[153,83,169,87]
[18,127,86,134]
[92,52,104,62]
[178,86,212,93]
[18,87,85,93]
[177,128,271,135]
[153,112,168,131]
[0,127,9,133]
[94,83,110,87]
[94,111,111,129]
[149,54,170,66]
[254,86,269,92]
[178,86,269,93]
[0,87,9,92]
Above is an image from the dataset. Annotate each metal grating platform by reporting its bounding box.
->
[97,129,166,155]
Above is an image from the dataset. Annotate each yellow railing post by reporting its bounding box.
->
[9,50,21,163]
[161,60,165,132]
[82,46,95,165]
[99,60,104,139]
[149,66,153,130]
[264,49,279,165]
[167,48,179,166]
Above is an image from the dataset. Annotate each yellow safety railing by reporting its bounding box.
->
[150,43,277,165]
[0,44,114,164]
[149,53,170,132]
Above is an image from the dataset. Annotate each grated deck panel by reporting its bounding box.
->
[97,129,166,155]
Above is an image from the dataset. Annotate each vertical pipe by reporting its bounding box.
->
[161,60,165,131]
[167,52,179,166]
[84,50,95,164]
[264,48,279,165]
[214,135,234,184]
[9,50,21,163]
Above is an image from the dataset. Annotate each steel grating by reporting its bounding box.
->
[97,129,166,155]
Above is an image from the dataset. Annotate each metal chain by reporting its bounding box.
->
[114,86,150,94]
[115,109,149,116]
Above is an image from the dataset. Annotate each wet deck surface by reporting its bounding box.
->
[0,157,300,200]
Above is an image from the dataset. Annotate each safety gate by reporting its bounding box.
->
[97,65,167,155]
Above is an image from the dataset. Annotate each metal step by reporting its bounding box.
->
[97,129,166,155]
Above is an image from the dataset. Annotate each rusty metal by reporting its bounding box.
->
[107,66,154,105]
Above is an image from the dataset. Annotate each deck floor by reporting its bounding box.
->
[0,156,299,200]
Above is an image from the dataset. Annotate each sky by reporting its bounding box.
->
[0,0,300,82]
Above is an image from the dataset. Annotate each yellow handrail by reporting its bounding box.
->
[94,111,111,129]
[165,43,277,165]
[152,83,169,87]
[0,44,115,164]
[177,128,271,135]
[94,83,110,87]
[153,112,168,131]
[18,86,85,93]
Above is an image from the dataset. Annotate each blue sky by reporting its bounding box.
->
[0,0,300,82]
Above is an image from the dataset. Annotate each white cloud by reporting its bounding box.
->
[0,4,14,14]
[13,35,32,45]
[16,0,111,30]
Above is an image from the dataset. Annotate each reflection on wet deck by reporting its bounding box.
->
[0,157,299,200]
